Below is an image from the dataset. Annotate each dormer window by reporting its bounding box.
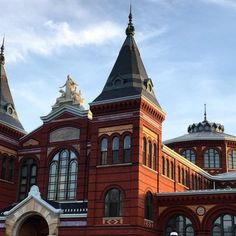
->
[144,78,153,93]
[6,103,15,116]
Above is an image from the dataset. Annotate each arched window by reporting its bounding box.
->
[100,138,108,165]
[228,150,236,169]
[185,170,189,187]
[112,137,119,164]
[8,158,14,182]
[47,149,78,201]
[204,148,220,168]
[153,143,157,171]
[178,166,181,183]
[123,135,131,163]
[182,168,185,185]
[148,141,152,168]
[1,157,7,180]
[165,215,194,236]
[162,157,165,175]
[166,159,170,178]
[104,188,122,217]
[212,214,236,235]
[142,138,147,165]
[170,162,174,179]
[18,159,37,201]
[144,192,153,220]
[182,149,196,164]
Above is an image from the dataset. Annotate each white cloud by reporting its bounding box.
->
[203,0,236,9]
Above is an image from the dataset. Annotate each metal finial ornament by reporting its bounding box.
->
[125,4,135,36]
[204,104,207,121]
[0,36,5,64]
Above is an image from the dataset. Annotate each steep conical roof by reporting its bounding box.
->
[0,39,25,133]
[92,9,161,108]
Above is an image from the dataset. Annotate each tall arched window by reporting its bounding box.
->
[18,159,37,201]
[212,214,236,235]
[170,162,174,179]
[182,149,196,164]
[9,158,14,182]
[148,141,152,168]
[144,192,153,220]
[142,138,147,165]
[178,166,181,183]
[166,159,170,178]
[204,148,220,168]
[1,157,6,180]
[162,157,165,175]
[182,168,185,185]
[104,188,122,217]
[47,149,78,201]
[228,150,236,169]
[165,215,194,236]
[123,135,131,163]
[100,138,108,165]
[153,143,157,171]
[112,137,119,164]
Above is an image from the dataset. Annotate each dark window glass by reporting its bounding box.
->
[178,166,181,183]
[165,215,194,236]
[142,138,147,165]
[100,138,108,165]
[153,143,157,171]
[148,141,152,168]
[212,214,236,236]
[182,168,185,185]
[9,158,14,181]
[104,188,122,217]
[204,148,220,168]
[182,149,196,164]
[166,159,170,177]
[170,162,174,179]
[123,135,131,163]
[47,149,78,201]
[112,137,119,164]
[144,192,153,220]
[228,150,236,169]
[162,157,165,175]
[18,159,37,201]
[1,158,7,180]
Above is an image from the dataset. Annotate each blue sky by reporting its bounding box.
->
[1,0,236,140]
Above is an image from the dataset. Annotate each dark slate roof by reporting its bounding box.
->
[92,15,161,108]
[164,118,236,144]
[0,44,25,133]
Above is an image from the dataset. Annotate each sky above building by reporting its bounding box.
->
[1,0,236,140]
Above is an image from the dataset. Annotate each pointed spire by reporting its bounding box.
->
[125,4,135,36]
[0,36,5,65]
[204,103,207,121]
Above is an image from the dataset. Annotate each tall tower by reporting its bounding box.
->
[0,38,25,208]
[87,9,165,235]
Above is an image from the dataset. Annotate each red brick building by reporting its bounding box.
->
[0,11,235,236]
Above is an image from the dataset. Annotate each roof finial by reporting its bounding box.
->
[125,4,135,36]
[0,36,5,65]
[204,103,207,122]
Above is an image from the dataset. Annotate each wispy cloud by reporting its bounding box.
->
[202,0,236,9]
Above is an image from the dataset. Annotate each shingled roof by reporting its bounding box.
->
[0,39,25,133]
[92,9,161,108]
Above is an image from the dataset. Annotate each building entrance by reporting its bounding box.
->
[18,215,49,236]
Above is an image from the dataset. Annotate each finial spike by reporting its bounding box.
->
[204,104,207,121]
[126,4,135,36]
[0,36,5,65]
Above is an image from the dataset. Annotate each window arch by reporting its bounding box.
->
[144,192,153,220]
[212,214,236,235]
[100,137,108,165]
[112,136,119,164]
[123,135,131,163]
[1,157,7,180]
[104,188,122,217]
[142,138,147,165]
[47,149,78,201]
[228,150,236,169]
[204,148,220,168]
[182,149,196,164]
[18,158,37,201]
[148,141,152,168]
[153,143,157,171]
[165,215,194,236]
